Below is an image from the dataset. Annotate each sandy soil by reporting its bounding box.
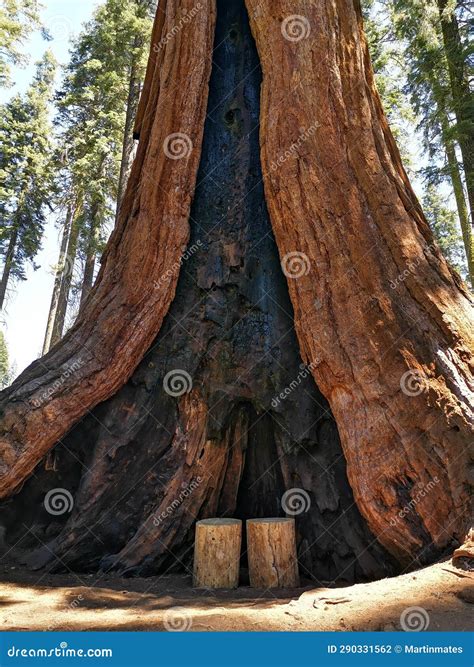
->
[0,558,472,632]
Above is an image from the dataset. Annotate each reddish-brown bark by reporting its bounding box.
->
[0,0,472,573]
[1,0,393,584]
[0,0,216,498]
[246,0,473,562]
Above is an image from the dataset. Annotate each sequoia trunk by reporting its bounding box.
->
[3,2,391,584]
[246,0,473,563]
[0,0,472,581]
[0,0,216,498]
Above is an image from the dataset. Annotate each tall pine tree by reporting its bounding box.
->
[0,0,42,87]
[436,0,473,228]
[0,330,9,388]
[0,51,56,310]
[42,0,153,350]
[388,0,473,284]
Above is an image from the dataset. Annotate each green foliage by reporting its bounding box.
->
[0,329,10,388]
[389,0,471,281]
[362,0,415,165]
[0,0,42,87]
[388,0,449,176]
[437,0,473,150]
[55,0,154,293]
[364,0,471,283]
[423,184,467,279]
[0,51,57,286]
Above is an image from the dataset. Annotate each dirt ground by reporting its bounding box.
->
[0,556,472,632]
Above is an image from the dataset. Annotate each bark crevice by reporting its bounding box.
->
[1,0,396,584]
[0,0,472,578]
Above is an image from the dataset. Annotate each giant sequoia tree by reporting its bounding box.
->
[0,0,472,584]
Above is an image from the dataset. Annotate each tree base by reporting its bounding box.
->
[0,0,407,584]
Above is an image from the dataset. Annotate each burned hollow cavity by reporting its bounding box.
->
[1,0,395,584]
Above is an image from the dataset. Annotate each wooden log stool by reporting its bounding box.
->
[246,518,299,589]
[193,518,242,589]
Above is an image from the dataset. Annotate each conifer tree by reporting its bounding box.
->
[0,330,9,389]
[43,0,153,346]
[0,51,56,310]
[0,0,42,87]
[388,0,473,284]
[423,183,467,277]
[436,0,473,226]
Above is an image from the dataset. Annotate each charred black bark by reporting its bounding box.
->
[1,0,396,584]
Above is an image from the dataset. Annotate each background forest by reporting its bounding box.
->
[0,0,472,386]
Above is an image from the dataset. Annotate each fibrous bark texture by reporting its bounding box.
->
[2,1,392,584]
[0,0,473,578]
[246,0,473,562]
[0,0,216,498]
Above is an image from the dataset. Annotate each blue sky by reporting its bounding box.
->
[1,0,99,374]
